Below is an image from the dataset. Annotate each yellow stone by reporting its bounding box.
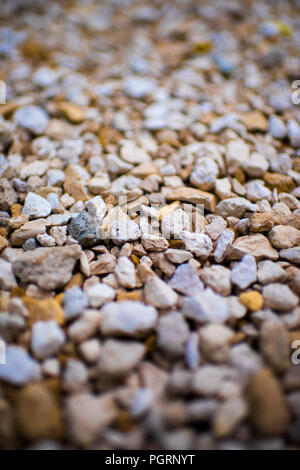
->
[239,111,268,132]
[117,290,143,302]
[239,291,263,312]
[23,297,64,326]
[57,101,86,123]
[10,203,23,217]
[64,165,89,201]
[157,201,180,221]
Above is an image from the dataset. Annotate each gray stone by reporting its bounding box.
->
[0,346,40,385]
[14,106,49,135]
[182,288,229,323]
[214,229,235,263]
[280,247,300,264]
[0,259,17,290]
[257,260,287,285]
[181,230,213,259]
[144,276,178,309]
[200,265,231,296]
[231,254,257,289]
[263,283,299,312]
[69,212,99,247]
[169,262,204,296]
[157,312,189,358]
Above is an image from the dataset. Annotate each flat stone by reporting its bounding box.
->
[216,197,258,218]
[31,320,65,359]
[164,186,216,212]
[228,234,279,261]
[100,301,157,338]
[263,283,298,312]
[11,219,46,247]
[0,346,40,385]
[246,368,290,435]
[13,245,81,290]
[165,248,192,264]
[231,254,257,289]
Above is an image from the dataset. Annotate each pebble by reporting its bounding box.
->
[214,229,235,263]
[79,339,101,363]
[0,179,17,211]
[190,157,219,190]
[200,265,231,296]
[165,248,192,264]
[68,310,102,343]
[22,192,52,219]
[31,320,65,359]
[228,234,279,261]
[86,282,115,308]
[20,160,49,179]
[62,359,88,392]
[36,233,56,247]
[100,301,157,337]
[0,346,40,385]
[69,212,99,247]
[287,119,300,148]
[66,392,117,446]
[269,115,287,139]
[85,195,106,220]
[263,283,298,312]
[280,247,300,264]
[243,152,269,177]
[247,369,290,435]
[63,286,89,320]
[169,262,204,296]
[157,312,190,358]
[114,256,136,289]
[268,225,300,249]
[216,197,258,218]
[0,259,17,290]
[161,208,190,239]
[200,323,234,363]
[231,254,257,290]
[144,276,178,309]
[13,245,81,290]
[213,397,248,438]
[257,260,287,284]
[260,321,290,373]
[182,288,229,323]
[97,339,145,377]
[14,106,49,135]
[238,291,263,311]
[225,139,250,174]
[192,365,237,397]
[16,383,63,440]
[181,230,213,259]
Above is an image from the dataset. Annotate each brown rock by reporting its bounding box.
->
[64,164,89,201]
[264,173,295,193]
[13,246,81,290]
[11,219,46,247]
[260,321,290,373]
[23,296,64,326]
[228,234,279,261]
[164,186,216,212]
[268,225,300,249]
[250,212,275,232]
[15,383,64,441]
[0,178,17,211]
[246,368,291,435]
[239,111,268,131]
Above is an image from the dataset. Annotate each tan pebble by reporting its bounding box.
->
[0,234,8,252]
[57,101,86,123]
[264,172,295,193]
[250,212,275,232]
[246,368,290,435]
[10,203,23,217]
[15,383,64,441]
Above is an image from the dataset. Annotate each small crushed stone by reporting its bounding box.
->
[0,0,300,451]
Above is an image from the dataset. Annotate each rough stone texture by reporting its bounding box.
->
[144,276,178,309]
[263,284,299,312]
[13,245,81,290]
[228,234,279,261]
[231,254,257,290]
